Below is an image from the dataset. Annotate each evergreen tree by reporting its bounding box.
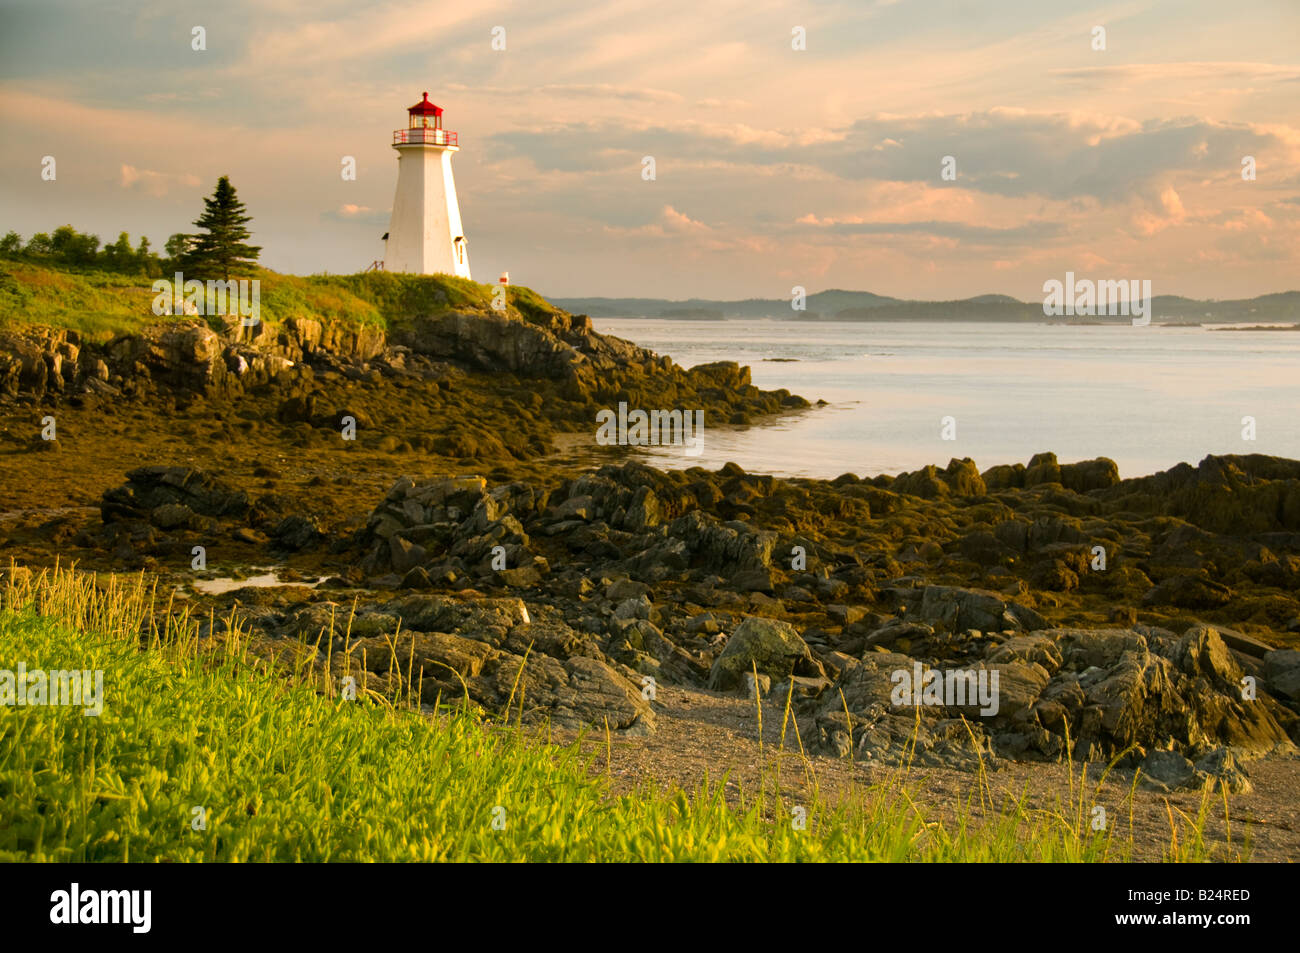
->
[184,176,261,279]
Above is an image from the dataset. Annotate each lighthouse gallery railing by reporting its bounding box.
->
[393,128,459,146]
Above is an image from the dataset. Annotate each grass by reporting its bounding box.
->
[0,260,563,341]
[0,564,1243,862]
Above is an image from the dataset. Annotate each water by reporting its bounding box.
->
[191,571,324,594]
[581,319,1300,481]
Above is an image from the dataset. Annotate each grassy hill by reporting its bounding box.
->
[0,260,562,341]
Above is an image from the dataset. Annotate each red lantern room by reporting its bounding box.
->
[394,92,458,147]
[409,92,443,128]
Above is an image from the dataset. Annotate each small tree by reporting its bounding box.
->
[0,231,21,257]
[51,224,99,265]
[164,232,191,266]
[184,176,261,279]
[104,231,134,270]
[136,234,162,277]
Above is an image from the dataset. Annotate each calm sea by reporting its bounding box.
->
[566,318,1300,481]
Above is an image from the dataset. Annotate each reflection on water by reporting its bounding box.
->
[191,571,323,594]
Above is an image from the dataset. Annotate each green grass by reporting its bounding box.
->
[0,263,159,338]
[0,260,562,341]
[0,566,1239,862]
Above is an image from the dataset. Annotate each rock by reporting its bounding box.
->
[771,675,832,701]
[1171,625,1242,691]
[1211,627,1276,658]
[983,661,1050,720]
[893,458,986,499]
[1263,649,1300,700]
[102,466,251,524]
[1108,606,1138,626]
[498,565,542,588]
[400,567,433,589]
[1024,452,1061,487]
[1059,457,1121,492]
[741,671,771,699]
[272,514,323,551]
[612,595,651,621]
[913,585,1046,633]
[667,511,776,573]
[519,655,656,735]
[827,604,869,626]
[986,633,1064,674]
[502,621,598,661]
[813,653,1000,769]
[731,567,775,592]
[1139,750,1196,791]
[388,536,428,575]
[1194,748,1253,794]
[864,620,935,650]
[150,502,195,530]
[707,616,816,691]
[982,463,1026,490]
[1143,573,1234,609]
[605,579,650,602]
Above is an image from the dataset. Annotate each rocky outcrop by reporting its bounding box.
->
[1,302,811,427]
[1097,454,1300,534]
[94,466,320,561]
[811,616,1297,772]
[61,445,1300,759]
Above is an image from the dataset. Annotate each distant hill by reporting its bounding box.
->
[553,289,899,319]
[551,289,1300,324]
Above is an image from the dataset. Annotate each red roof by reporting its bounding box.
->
[408,92,444,117]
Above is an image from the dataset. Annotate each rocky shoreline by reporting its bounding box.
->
[3,302,1299,800]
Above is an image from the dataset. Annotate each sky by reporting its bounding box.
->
[1,0,1298,301]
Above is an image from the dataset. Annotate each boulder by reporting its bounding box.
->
[707,616,816,691]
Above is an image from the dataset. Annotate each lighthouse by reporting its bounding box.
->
[384,93,471,278]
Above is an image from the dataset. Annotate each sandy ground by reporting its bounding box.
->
[557,682,1300,862]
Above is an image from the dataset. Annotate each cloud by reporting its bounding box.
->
[795,216,1066,245]
[239,0,505,69]
[1050,62,1300,85]
[322,204,389,225]
[119,165,200,197]
[446,82,684,104]
[487,110,1295,207]
[602,204,711,238]
[661,205,709,231]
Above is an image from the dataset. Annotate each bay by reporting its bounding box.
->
[569,318,1300,480]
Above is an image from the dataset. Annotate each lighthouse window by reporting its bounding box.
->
[455,238,465,263]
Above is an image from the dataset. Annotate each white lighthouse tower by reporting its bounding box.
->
[384,93,471,278]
